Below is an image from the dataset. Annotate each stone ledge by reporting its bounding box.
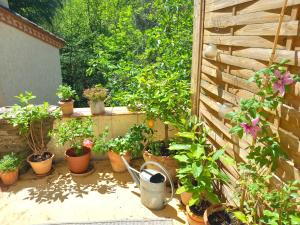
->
[64,107,144,118]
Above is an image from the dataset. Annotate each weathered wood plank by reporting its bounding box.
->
[204,35,286,49]
[205,11,291,28]
[206,0,256,12]
[238,0,300,15]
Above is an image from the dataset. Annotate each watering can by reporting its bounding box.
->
[121,157,174,210]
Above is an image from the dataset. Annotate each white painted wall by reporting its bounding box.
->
[0,22,62,106]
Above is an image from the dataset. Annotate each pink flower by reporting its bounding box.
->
[273,70,294,96]
[83,139,93,149]
[241,117,261,139]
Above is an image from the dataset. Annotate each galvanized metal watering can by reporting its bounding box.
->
[121,157,174,210]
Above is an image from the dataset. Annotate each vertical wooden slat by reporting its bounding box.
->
[191,0,206,116]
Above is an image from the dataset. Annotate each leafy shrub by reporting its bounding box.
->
[51,118,94,156]
[0,92,59,155]
[56,85,77,102]
[0,153,22,172]
[93,124,152,157]
[83,84,108,102]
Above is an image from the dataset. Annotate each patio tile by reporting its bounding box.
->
[0,160,187,225]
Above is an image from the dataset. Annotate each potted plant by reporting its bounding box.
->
[0,153,22,185]
[0,92,58,175]
[93,124,152,172]
[169,123,229,225]
[83,84,108,115]
[143,140,178,182]
[56,84,77,116]
[51,118,94,174]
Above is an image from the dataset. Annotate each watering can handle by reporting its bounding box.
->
[140,161,174,205]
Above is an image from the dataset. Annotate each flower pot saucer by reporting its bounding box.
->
[34,167,55,178]
[70,164,95,177]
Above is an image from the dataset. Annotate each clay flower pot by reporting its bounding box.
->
[58,100,74,116]
[65,147,91,174]
[89,101,105,115]
[107,150,131,172]
[143,151,178,182]
[186,205,205,225]
[0,169,19,185]
[203,204,224,225]
[181,191,193,206]
[27,152,54,175]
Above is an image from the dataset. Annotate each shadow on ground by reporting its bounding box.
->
[6,160,133,203]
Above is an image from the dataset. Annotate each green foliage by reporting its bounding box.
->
[169,116,229,206]
[83,84,108,102]
[51,118,94,156]
[0,153,22,172]
[56,85,77,102]
[0,92,59,155]
[93,124,152,158]
[261,181,300,225]
[9,0,63,29]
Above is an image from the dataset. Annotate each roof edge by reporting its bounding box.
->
[0,6,65,49]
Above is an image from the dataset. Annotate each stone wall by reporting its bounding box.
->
[0,107,177,162]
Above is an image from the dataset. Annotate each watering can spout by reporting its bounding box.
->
[121,156,141,187]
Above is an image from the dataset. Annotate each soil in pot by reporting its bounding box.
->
[65,147,90,174]
[187,200,211,225]
[208,210,243,225]
[27,152,54,175]
[29,152,52,162]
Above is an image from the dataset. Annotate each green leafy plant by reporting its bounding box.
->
[226,61,299,170]
[0,92,59,156]
[51,118,94,156]
[0,153,22,172]
[56,85,77,102]
[261,181,300,225]
[93,124,152,157]
[83,84,108,102]
[169,116,229,206]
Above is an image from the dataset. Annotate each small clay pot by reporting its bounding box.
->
[89,101,105,115]
[27,152,54,175]
[0,169,19,185]
[181,191,193,206]
[186,205,205,225]
[107,150,131,172]
[143,151,178,182]
[58,100,74,116]
[204,204,224,225]
[65,147,91,174]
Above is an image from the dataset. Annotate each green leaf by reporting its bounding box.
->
[176,185,188,194]
[169,144,190,151]
[212,149,224,161]
[192,163,203,178]
[233,211,248,223]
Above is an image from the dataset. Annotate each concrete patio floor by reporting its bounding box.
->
[0,160,187,225]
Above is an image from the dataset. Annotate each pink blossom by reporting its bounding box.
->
[241,117,261,139]
[273,70,294,96]
[83,139,93,149]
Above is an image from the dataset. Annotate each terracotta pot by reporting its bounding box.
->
[203,204,224,225]
[143,151,178,182]
[186,205,205,225]
[65,147,91,174]
[0,169,19,185]
[89,101,105,115]
[181,191,193,206]
[107,150,131,172]
[27,152,54,175]
[58,100,74,116]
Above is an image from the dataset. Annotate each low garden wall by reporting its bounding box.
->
[0,107,176,161]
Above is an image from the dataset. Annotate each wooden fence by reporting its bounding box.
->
[191,0,300,203]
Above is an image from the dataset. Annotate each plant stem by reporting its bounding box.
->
[164,124,169,141]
